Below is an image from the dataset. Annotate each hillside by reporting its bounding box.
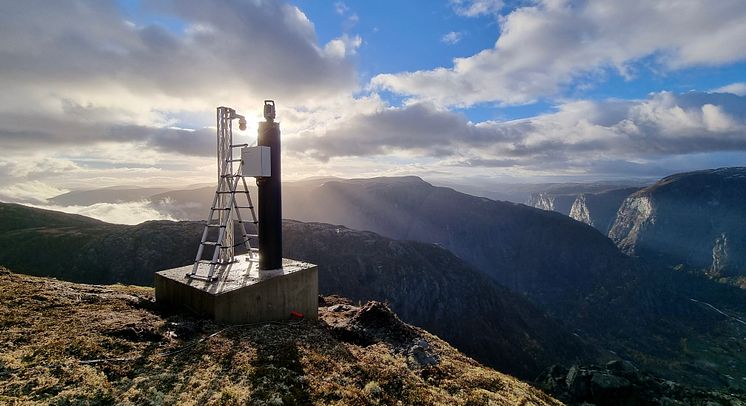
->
[0,268,560,405]
[610,167,746,288]
[0,202,590,380]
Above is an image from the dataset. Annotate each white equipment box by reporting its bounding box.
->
[241,146,271,177]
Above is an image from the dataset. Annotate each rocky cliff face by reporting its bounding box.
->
[568,188,641,234]
[0,203,591,380]
[527,192,577,214]
[0,269,561,405]
[609,167,746,284]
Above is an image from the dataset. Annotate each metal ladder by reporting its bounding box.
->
[189,160,259,281]
[188,106,258,281]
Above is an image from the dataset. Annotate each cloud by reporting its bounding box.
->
[0,0,360,154]
[335,2,349,15]
[713,82,746,96]
[450,0,504,17]
[323,34,363,59]
[291,91,746,174]
[442,31,463,45]
[0,181,69,204]
[28,201,175,225]
[373,0,746,107]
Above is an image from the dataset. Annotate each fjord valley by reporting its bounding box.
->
[3,168,746,404]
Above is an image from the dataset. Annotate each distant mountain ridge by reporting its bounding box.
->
[49,186,173,206]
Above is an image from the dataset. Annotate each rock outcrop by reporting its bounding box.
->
[539,361,746,406]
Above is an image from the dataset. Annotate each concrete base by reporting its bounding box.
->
[155,255,318,324]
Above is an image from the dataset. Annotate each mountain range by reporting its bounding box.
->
[0,202,590,380]
[4,169,746,392]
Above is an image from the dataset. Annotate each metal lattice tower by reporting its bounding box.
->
[188,106,258,281]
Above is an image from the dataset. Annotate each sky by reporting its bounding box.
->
[1,0,746,205]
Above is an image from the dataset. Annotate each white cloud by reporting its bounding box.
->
[335,2,349,15]
[324,35,363,59]
[450,0,504,17]
[29,201,175,225]
[290,91,746,175]
[442,31,463,45]
[0,0,360,154]
[0,181,69,204]
[374,0,746,107]
[713,82,746,96]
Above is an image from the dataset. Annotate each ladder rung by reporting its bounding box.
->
[234,206,254,209]
[226,159,241,162]
[195,260,217,264]
[238,220,258,224]
[231,144,248,148]
[249,248,259,252]
[244,234,258,238]
[211,207,231,210]
[201,242,221,246]
[216,191,248,194]
[186,273,218,281]
[205,224,225,228]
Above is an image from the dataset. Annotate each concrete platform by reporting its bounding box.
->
[155,255,318,324]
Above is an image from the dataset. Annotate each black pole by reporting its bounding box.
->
[257,101,282,270]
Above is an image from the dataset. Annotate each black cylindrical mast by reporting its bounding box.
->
[257,100,282,270]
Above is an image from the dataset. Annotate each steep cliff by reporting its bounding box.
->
[609,167,746,285]
[567,188,640,234]
[527,192,577,215]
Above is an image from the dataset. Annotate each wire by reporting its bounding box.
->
[78,319,304,365]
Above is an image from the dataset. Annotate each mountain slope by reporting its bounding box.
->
[283,177,630,309]
[0,203,590,379]
[0,268,561,405]
[276,177,746,390]
[610,167,746,287]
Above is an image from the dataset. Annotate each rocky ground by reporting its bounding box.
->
[538,361,746,406]
[0,267,560,405]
